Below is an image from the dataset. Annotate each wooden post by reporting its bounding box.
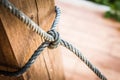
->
[0,0,64,80]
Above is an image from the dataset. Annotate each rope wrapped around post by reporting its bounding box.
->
[0,0,107,80]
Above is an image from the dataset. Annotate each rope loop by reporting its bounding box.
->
[47,30,60,49]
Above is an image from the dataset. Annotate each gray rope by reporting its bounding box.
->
[0,0,107,80]
[0,42,50,77]
[0,0,54,42]
[51,6,61,29]
[60,39,107,80]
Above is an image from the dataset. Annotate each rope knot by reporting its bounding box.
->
[47,30,60,49]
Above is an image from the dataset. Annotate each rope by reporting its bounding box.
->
[0,42,49,77]
[0,0,54,42]
[0,0,107,80]
[60,39,107,80]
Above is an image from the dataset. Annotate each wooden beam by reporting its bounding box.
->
[0,0,64,80]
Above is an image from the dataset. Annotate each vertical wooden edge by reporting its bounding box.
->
[0,19,19,70]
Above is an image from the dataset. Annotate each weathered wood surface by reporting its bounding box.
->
[57,1,120,80]
[0,0,64,80]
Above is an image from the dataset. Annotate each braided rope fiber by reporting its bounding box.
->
[60,39,107,80]
[0,42,49,77]
[0,0,54,42]
[0,0,107,80]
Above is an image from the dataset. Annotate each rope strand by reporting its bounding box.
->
[0,0,54,42]
[0,42,49,77]
[60,39,107,80]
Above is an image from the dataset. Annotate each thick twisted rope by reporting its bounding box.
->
[60,39,107,80]
[0,42,49,77]
[0,0,107,80]
[0,0,54,42]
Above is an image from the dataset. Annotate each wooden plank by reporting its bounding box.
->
[0,0,64,80]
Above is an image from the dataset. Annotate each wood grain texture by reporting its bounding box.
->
[0,0,64,80]
[57,1,120,80]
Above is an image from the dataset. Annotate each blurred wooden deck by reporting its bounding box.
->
[57,1,120,80]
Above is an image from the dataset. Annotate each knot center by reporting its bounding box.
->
[47,30,60,49]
